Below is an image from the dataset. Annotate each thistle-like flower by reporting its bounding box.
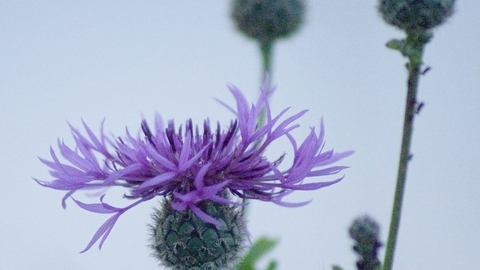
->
[35,78,352,268]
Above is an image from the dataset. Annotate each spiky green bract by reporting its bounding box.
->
[349,215,382,270]
[378,0,455,31]
[150,196,246,270]
[232,0,305,45]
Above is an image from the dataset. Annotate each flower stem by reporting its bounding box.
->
[382,30,431,270]
[261,41,273,76]
[258,41,274,128]
[245,40,275,214]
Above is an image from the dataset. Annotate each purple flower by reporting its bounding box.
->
[35,78,353,253]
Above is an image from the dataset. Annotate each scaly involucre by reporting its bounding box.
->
[35,78,353,252]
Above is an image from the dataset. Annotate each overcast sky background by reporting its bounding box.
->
[1,1,479,270]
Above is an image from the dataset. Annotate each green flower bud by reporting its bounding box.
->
[349,215,380,243]
[232,0,305,44]
[378,0,456,31]
[349,215,382,270]
[150,198,246,270]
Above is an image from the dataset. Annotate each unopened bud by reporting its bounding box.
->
[232,0,305,44]
[349,215,382,270]
[378,0,456,31]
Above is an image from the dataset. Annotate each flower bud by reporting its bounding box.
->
[378,0,456,31]
[232,0,305,44]
[150,198,246,270]
[349,215,382,270]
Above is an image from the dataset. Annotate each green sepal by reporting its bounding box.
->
[386,39,405,51]
[386,30,433,70]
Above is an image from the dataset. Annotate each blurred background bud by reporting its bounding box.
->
[231,0,305,44]
[378,0,456,31]
[349,215,382,270]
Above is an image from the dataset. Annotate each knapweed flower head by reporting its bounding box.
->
[378,0,456,32]
[35,78,353,261]
[232,0,305,44]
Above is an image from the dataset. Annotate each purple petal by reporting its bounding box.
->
[269,110,307,140]
[178,131,192,170]
[78,198,144,252]
[136,171,176,191]
[273,198,312,207]
[190,204,221,226]
[285,177,343,190]
[194,163,211,189]
[307,166,350,177]
[145,144,177,171]
[72,196,121,214]
[178,143,210,172]
[80,213,119,253]
[61,190,76,208]
[316,150,355,166]
[104,163,143,184]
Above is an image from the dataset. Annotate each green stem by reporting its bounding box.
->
[258,40,274,129]
[382,31,430,270]
[243,40,275,216]
[261,40,273,78]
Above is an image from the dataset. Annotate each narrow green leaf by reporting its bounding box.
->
[385,39,404,51]
[265,260,278,270]
[234,236,279,270]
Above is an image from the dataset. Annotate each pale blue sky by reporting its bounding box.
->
[1,1,479,269]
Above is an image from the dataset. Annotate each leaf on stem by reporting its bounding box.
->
[234,236,279,270]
